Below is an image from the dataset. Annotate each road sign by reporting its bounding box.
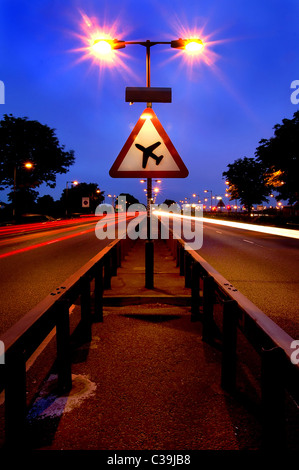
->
[82,197,90,207]
[109,107,188,178]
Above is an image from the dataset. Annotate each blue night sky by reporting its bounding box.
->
[1,0,298,207]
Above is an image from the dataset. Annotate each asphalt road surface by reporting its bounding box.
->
[197,220,299,339]
[0,214,136,335]
[0,215,298,340]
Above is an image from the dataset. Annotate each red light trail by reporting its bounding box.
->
[0,214,136,260]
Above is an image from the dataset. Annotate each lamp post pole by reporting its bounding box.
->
[65,181,70,218]
[12,161,33,219]
[13,164,16,218]
[204,190,212,212]
[145,40,153,288]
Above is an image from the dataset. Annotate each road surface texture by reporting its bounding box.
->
[197,220,299,339]
[0,215,134,335]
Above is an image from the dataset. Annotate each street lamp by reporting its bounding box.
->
[153,186,160,204]
[88,33,204,288]
[13,161,34,218]
[65,180,79,217]
[277,201,283,210]
[91,38,126,56]
[204,189,212,212]
[24,162,33,170]
[192,193,201,203]
[140,178,162,200]
[108,194,117,206]
[89,36,204,213]
[92,37,204,56]
[170,38,204,53]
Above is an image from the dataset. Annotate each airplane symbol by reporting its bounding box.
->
[135,141,164,169]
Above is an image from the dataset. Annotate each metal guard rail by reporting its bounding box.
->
[0,220,298,449]
[165,225,299,449]
[0,234,133,445]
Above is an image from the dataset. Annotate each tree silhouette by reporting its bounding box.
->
[255,110,299,205]
[163,199,177,207]
[61,182,104,215]
[223,157,270,213]
[0,114,75,192]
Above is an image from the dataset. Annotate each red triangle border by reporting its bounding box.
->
[109,107,189,178]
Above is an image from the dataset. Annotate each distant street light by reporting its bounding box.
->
[277,201,283,210]
[24,162,33,170]
[65,180,79,217]
[108,194,117,206]
[192,193,201,203]
[13,161,34,218]
[153,186,160,203]
[140,178,162,203]
[204,189,212,211]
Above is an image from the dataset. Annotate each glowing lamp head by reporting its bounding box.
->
[92,39,113,56]
[91,38,125,57]
[24,162,33,169]
[185,39,204,53]
[171,38,204,54]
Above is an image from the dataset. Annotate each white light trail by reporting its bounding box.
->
[153,211,299,240]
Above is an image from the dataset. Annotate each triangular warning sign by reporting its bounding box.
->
[109,107,188,178]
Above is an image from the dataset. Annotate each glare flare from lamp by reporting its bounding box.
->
[185,40,204,53]
[92,39,113,56]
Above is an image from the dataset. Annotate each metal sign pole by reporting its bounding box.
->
[145,41,154,288]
